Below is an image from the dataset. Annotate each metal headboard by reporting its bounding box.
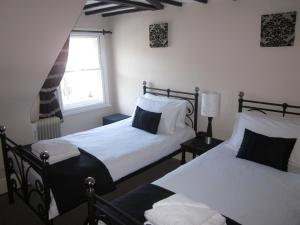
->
[238,91,300,117]
[142,81,199,132]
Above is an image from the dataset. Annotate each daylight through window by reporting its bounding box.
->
[60,33,105,113]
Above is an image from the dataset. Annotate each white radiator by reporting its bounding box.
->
[32,117,61,141]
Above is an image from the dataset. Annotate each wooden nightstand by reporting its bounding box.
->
[103,113,130,125]
[181,133,223,164]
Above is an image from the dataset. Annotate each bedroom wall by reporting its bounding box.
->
[110,0,300,140]
[0,0,86,193]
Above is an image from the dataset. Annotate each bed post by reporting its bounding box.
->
[0,125,14,203]
[39,151,52,224]
[238,91,244,112]
[194,87,199,133]
[85,177,97,225]
[143,81,147,94]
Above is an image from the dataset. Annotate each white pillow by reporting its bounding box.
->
[135,96,179,134]
[144,93,187,128]
[227,112,300,168]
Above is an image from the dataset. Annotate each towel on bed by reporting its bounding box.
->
[144,194,226,225]
[31,138,80,164]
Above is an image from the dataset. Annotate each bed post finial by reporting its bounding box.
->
[195,87,199,93]
[238,91,244,112]
[143,81,147,94]
[239,91,244,98]
[40,151,49,163]
[85,177,97,225]
[85,177,96,193]
[0,125,6,134]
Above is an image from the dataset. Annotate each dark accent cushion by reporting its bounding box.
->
[237,129,296,171]
[132,106,162,134]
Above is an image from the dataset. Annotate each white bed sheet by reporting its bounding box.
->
[153,142,300,225]
[62,118,195,181]
[12,118,195,219]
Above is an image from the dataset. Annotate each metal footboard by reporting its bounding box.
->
[85,177,141,225]
[0,126,53,225]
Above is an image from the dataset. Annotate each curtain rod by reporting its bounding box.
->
[72,29,112,35]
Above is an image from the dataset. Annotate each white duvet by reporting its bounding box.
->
[154,142,300,225]
[62,118,195,181]
[19,118,194,219]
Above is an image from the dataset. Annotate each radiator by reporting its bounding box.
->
[32,117,61,141]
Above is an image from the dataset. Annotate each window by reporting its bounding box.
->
[59,32,108,114]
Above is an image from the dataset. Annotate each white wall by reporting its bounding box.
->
[110,0,300,140]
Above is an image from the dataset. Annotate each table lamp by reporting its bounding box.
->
[201,91,221,144]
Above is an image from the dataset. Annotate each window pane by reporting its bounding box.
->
[66,35,100,71]
[61,69,104,110]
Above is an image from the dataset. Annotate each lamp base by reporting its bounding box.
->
[205,136,212,145]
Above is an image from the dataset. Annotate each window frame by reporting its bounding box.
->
[58,31,110,116]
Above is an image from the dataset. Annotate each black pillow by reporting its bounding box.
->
[236,129,296,171]
[132,106,162,134]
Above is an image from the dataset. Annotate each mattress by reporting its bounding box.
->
[153,142,300,225]
[11,118,195,219]
[63,118,195,181]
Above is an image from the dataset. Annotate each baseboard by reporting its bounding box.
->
[0,177,7,194]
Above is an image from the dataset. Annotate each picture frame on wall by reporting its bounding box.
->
[149,23,168,48]
[260,11,297,47]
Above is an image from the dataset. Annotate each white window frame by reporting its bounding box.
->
[58,31,110,116]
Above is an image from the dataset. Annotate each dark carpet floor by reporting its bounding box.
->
[0,159,180,225]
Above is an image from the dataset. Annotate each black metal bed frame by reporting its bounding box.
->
[238,91,300,116]
[84,91,300,225]
[0,81,199,225]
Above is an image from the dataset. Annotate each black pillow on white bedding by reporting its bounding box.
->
[236,129,296,171]
[132,106,162,134]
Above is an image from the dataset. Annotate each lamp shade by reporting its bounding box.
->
[201,92,221,117]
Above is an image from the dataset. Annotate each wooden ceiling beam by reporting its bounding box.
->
[102,8,148,17]
[159,0,182,7]
[85,5,130,15]
[83,2,109,10]
[96,0,156,10]
[194,0,208,3]
[145,0,164,9]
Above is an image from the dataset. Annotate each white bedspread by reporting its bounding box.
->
[154,142,300,225]
[62,118,195,181]
[18,118,194,219]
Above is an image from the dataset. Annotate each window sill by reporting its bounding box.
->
[62,103,112,117]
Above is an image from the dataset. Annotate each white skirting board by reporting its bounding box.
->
[0,177,7,194]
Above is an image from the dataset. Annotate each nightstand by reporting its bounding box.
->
[103,113,130,125]
[181,133,223,164]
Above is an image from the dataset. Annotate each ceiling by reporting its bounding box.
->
[83,0,207,17]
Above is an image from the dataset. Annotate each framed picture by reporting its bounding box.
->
[260,11,297,47]
[149,23,168,48]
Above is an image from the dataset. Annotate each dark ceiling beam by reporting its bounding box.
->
[85,5,130,15]
[102,8,148,17]
[83,2,108,10]
[97,0,156,10]
[194,0,208,3]
[145,0,164,9]
[159,0,182,7]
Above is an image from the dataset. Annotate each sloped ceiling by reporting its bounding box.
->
[0,0,86,143]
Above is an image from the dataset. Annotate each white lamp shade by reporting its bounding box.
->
[201,92,221,117]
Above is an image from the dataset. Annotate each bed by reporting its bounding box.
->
[0,81,199,225]
[84,92,300,225]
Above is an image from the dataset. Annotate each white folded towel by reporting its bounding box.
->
[31,138,80,165]
[144,194,226,225]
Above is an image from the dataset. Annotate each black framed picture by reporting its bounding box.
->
[260,11,297,47]
[149,23,168,48]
